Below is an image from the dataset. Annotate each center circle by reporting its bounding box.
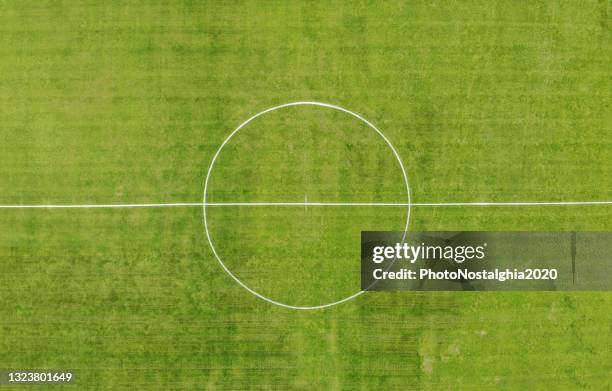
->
[203,101,411,310]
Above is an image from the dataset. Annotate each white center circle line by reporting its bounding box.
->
[202,101,412,310]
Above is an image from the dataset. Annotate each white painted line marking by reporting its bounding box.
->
[0,200,610,209]
[0,203,202,209]
[201,101,412,310]
[411,201,612,206]
[206,201,612,207]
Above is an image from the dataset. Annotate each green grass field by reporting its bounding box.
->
[1,1,611,389]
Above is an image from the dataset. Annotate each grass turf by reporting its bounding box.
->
[0,1,610,389]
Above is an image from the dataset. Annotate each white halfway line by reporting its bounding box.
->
[0,201,611,209]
